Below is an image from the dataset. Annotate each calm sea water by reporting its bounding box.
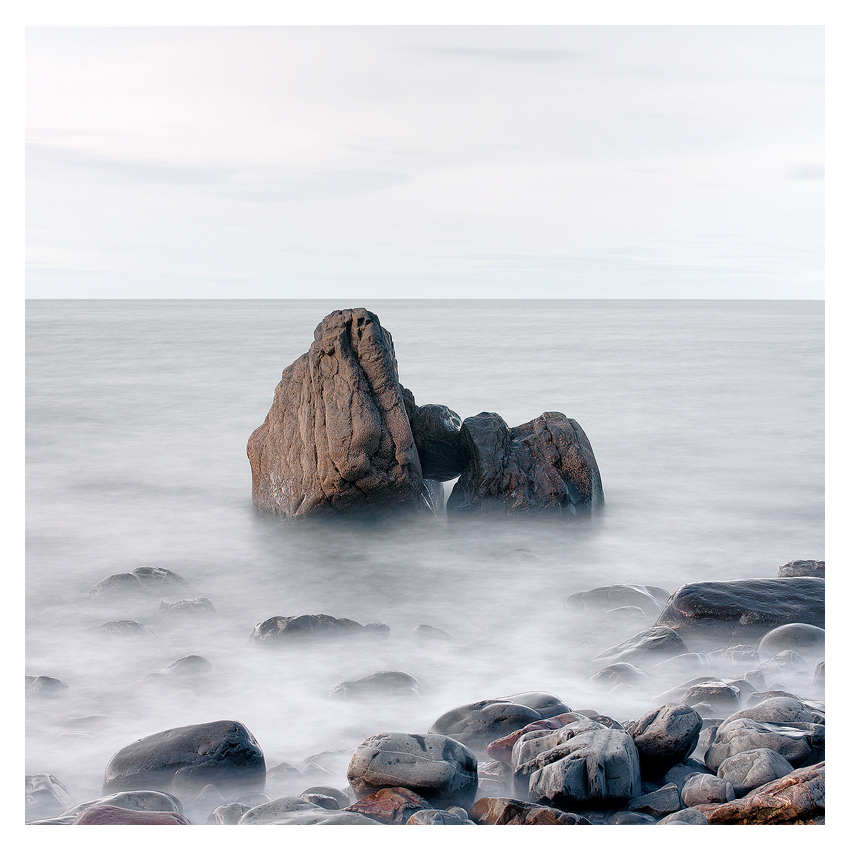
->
[25,299,824,807]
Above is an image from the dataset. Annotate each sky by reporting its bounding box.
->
[25,22,825,299]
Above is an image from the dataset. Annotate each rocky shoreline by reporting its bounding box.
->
[26,559,825,825]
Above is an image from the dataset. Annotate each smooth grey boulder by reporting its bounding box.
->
[347,732,477,809]
[25,774,73,821]
[705,719,825,772]
[300,785,350,809]
[162,654,213,678]
[406,808,475,824]
[716,748,795,796]
[654,577,825,643]
[500,691,571,719]
[36,789,185,826]
[102,720,265,796]
[777,559,824,578]
[706,644,761,669]
[567,584,670,616]
[262,810,380,824]
[628,703,702,776]
[446,410,604,516]
[719,696,813,730]
[609,810,657,824]
[207,801,252,824]
[757,623,825,660]
[402,392,469,482]
[593,626,688,666]
[680,773,734,806]
[247,309,430,518]
[330,671,422,698]
[515,726,641,809]
[429,699,543,751]
[237,796,319,824]
[88,566,188,598]
[663,759,711,791]
[627,783,682,819]
[250,613,366,643]
[758,650,806,679]
[680,681,740,714]
[657,808,709,824]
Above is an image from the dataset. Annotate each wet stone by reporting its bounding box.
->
[468,796,591,825]
[429,699,543,752]
[680,773,735,806]
[627,783,682,819]
[717,747,795,796]
[25,675,70,697]
[329,670,421,698]
[74,804,191,824]
[628,703,703,776]
[657,808,709,825]
[25,774,73,821]
[207,802,252,824]
[593,625,688,666]
[406,808,475,825]
[343,786,431,824]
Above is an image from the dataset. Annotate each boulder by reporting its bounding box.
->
[662,759,711,791]
[486,712,582,763]
[468,796,591,825]
[591,662,655,689]
[246,809,381,824]
[347,732,477,808]
[237,797,321,824]
[654,578,825,643]
[25,675,69,697]
[704,718,824,771]
[446,410,604,515]
[757,623,825,660]
[428,699,543,751]
[567,584,670,615]
[87,620,155,636]
[88,566,188,598]
[163,655,213,678]
[402,392,469,481]
[343,787,431,824]
[777,559,824,578]
[716,748,795,796]
[250,613,366,643]
[718,696,813,729]
[38,789,185,825]
[627,703,702,776]
[693,761,824,824]
[207,802,252,824]
[812,661,824,689]
[680,681,741,715]
[329,671,421,698]
[299,785,350,809]
[102,720,265,795]
[706,644,761,669]
[155,597,216,619]
[649,653,711,679]
[514,725,641,808]
[608,811,657,824]
[247,308,431,518]
[300,793,339,809]
[593,626,688,666]
[657,808,709,824]
[627,783,682,819]
[501,691,571,718]
[406,808,475,825]
[73,804,191,824]
[680,773,734,806]
[25,774,73,821]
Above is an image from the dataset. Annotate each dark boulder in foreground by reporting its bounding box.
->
[102,720,265,796]
[446,411,604,515]
[654,577,825,643]
[247,308,429,518]
[401,390,469,481]
[628,703,702,776]
[347,732,478,808]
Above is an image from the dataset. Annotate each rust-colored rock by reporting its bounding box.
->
[692,761,824,824]
[468,796,590,825]
[343,787,431,824]
[247,309,428,518]
[486,713,584,763]
[73,804,191,824]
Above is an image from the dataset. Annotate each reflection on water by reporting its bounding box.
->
[26,300,824,805]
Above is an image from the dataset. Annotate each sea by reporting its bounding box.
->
[25,299,824,809]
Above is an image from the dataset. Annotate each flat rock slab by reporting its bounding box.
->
[654,577,825,643]
[247,308,427,518]
[102,720,265,796]
[694,762,824,824]
[347,732,478,809]
[446,410,604,515]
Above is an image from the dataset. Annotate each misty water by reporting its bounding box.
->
[25,299,824,812]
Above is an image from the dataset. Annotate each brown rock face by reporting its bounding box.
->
[692,762,824,824]
[468,797,590,825]
[247,309,427,518]
[446,411,604,515]
[344,787,431,824]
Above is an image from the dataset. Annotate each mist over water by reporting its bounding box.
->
[25,299,824,807]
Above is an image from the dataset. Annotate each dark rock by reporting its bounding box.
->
[680,773,734,806]
[693,761,824,824]
[567,584,670,615]
[344,786,431,824]
[207,802,252,824]
[628,703,702,776]
[87,620,155,636]
[662,759,711,791]
[501,691,571,718]
[428,699,543,751]
[25,774,73,821]
[329,670,421,698]
[468,796,591,825]
[247,309,430,518]
[88,566,188,598]
[155,597,216,619]
[403,393,469,482]
[25,675,70,696]
[446,410,604,516]
[406,808,475,824]
[680,681,741,715]
[654,577,825,643]
[486,713,581,763]
[627,783,682,818]
[593,626,688,666]
[250,613,366,643]
[73,804,191,824]
[347,732,477,808]
[757,623,825,661]
[705,719,824,771]
[777,559,824,578]
[657,808,709,824]
[716,747,795,796]
[102,719,265,795]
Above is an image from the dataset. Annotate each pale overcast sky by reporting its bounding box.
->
[25,24,824,298]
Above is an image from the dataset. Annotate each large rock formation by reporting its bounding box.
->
[248,308,603,519]
[445,411,604,515]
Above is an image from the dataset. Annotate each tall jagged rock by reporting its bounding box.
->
[247,309,430,518]
[446,411,604,516]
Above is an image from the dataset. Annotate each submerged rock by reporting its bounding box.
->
[446,411,604,515]
[757,623,825,660]
[25,774,73,821]
[88,566,188,598]
[329,671,421,698]
[428,699,543,751]
[247,308,429,518]
[73,804,191,824]
[567,584,670,615]
[25,675,70,697]
[102,719,266,796]
[250,613,367,643]
[593,625,688,666]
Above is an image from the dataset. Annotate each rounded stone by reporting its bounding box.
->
[628,703,703,775]
[716,747,795,796]
[757,623,825,660]
[680,773,735,806]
